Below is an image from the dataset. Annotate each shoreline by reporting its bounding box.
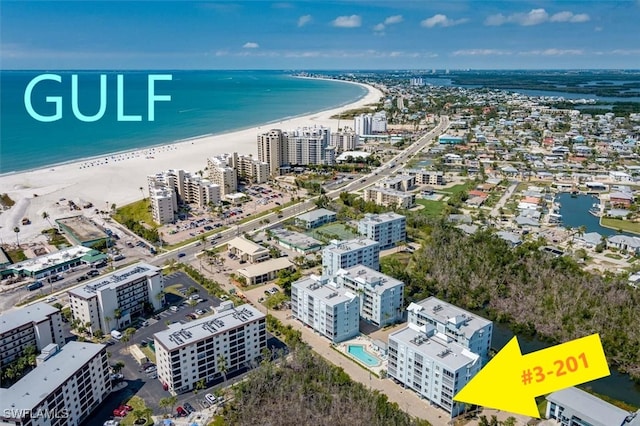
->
[0,78,384,243]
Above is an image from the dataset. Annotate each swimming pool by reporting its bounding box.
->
[347,344,381,367]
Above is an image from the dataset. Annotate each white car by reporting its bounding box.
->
[170,306,178,312]
[195,309,205,316]
[205,393,217,404]
[45,296,57,303]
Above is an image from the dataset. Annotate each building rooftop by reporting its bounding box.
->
[0,342,105,412]
[11,245,94,274]
[324,238,379,254]
[546,387,640,426]
[367,187,414,197]
[154,304,265,351]
[56,216,107,244]
[237,257,293,279]
[293,275,357,307]
[68,262,160,299]
[390,324,480,371]
[295,208,336,222]
[336,265,403,294]
[227,237,270,256]
[407,297,492,339]
[381,175,414,185]
[359,212,405,225]
[0,302,59,335]
[270,228,323,250]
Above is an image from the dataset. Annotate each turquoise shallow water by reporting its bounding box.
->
[0,70,366,173]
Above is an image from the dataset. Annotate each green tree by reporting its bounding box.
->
[112,361,125,374]
[217,354,228,386]
[194,378,205,394]
[13,226,20,246]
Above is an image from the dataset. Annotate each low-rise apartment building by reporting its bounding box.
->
[291,275,360,343]
[227,236,270,263]
[334,265,404,327]
[381,175,416,192]
[546,387,640,426]
[322,238,380,277]
[364,187,416,209]
[154,303,266,394]
[0,342,111,426]
[0,302,65,366]
[68,263,163,334]
[404,169,445,186]
[357,212,406,250]
[294,208,337,229]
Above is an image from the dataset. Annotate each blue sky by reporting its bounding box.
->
[1,1,639,69]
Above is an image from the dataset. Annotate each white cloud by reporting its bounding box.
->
[452,49,512,56]
[373,23,385,32]
[332,15,362,28]
[421,14,468,28]
[297,14,312,27]
[514,8,549,26]
[486,8,589,26]
[384,15,403,25]
[520,49,584,56]
[551,11,590,23]
[243,42,259,49]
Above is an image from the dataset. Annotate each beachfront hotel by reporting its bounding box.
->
[0,302,66,366]
[286,125,335,166]
[0,342,111,426]
[154,303,266,394]
[322,238,380,277]
[357,212,406,250]
[291,274,360,343]
[257,129,289,176]
[334,265,404,327]
[68,263,163,334]
[330,128,358,152]
[354,112,387,136]
[207,155,239,196]
[148,169,221,224]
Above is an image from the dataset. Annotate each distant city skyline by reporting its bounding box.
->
[1,1,639,69]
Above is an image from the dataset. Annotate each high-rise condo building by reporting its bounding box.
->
[68,263,164,334]
[154,303,266,394]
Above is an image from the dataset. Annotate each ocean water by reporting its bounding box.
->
[0,70,366,173]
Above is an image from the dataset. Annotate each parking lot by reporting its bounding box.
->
[87,270,287,425]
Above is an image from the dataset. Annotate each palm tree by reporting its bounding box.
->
[113,309,122,328]
[104,316,112,332]
[217,354,228,386]
[42,211,54,229]
[13,226,20,246]
[159,397,171,414]
[112,361,125,374]
[167,395,178,414]
[194,378,205,394]
[124,327,136,348]
[139,186,145,200]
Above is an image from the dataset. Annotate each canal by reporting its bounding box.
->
[557,192,630,236]
[491,322,640,407]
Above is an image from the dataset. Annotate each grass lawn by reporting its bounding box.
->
[5,248,27,263]
[140,345,156,364]
[380,252,412,264]
[415,199,445,218]
[601,217,640,235]
[438,181,475,196]
[604,253,623,260]
[121,396,152,426]
[113,199,156,227]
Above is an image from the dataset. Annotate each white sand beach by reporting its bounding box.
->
[0,80,383,243]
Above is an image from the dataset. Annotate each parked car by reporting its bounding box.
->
[103,420,120,426]
[76,275,88,282]
[205,393,217,404]
[112,408,127,418]
[183,402,195,414]
[45,296,57,303]
[195,309,205,316]
[144,365,157,373]
[176,406,187,417]
[140,320,149,327]
[170,306,178,312]
[87,269,100,277]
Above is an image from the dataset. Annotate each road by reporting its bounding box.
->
[150,115,450,267]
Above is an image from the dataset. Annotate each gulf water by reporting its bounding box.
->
[0,70,366,173]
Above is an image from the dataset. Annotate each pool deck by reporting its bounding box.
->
[338,335,388,377]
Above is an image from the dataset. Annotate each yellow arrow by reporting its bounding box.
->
[453,333,610,418]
